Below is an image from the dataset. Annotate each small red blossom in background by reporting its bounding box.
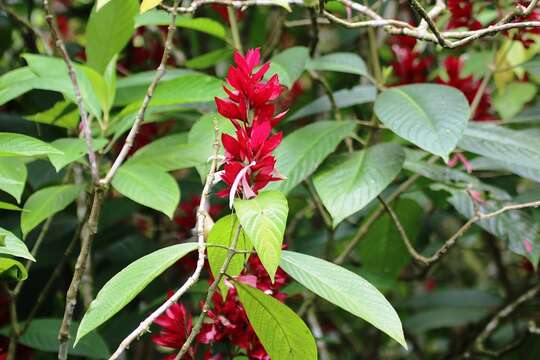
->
[174,196,223,239]
[210,4,245,24]
[151,292,194,360]
[447,0,482,30]
[215,49,287,205]
[436,56,493,121]
[390,36,434,85]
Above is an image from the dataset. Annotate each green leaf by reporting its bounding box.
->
[48,138,108,172]
[0,132,62,157]
[306,52,369,76]
[86,0,138,74]
[21,184,84,237]
[136,10,227,39]
[140,0,162,13]
[111,163,180,218]
[279,250,407,348]
[76,242,198,344]
[114,69,193,106]
[270,121,357,194]
[0,257,27,281]
[470,156,540,183]
[235,281,317,360]
[188,112,235,180]
[0,227,34,261]
[22,54,103,118]
[314,143,405,227]
[25,101,79,129]
[289,85,377,121]
[186,48,233,70]
[0,319,110,358]
[207,215,252,297]
[0,201,23,211]
[459,123,540,170]
[493,81,537,119]
[0,157,27,202]
[358,199,423,278]
[374,84,470,161]
[234,191,288,281]
[268,47,309,88]
[126,133,206,171]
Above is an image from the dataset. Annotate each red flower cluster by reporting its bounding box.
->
[215,49,287,206]
[436,56,492,121]
[152,293,194,360]
[447,0,482,30]
[389,36,433,85]
[152,255,289,359]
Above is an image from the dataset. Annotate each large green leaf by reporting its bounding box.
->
[21,184,84,237]
[207,214,252,297]
[48,138,108,172]
[0,319,110,358]
[186,48,233,70]
[374,84,470,161]
[358,199,423,278]
[270,121,356,194]
[313,143,404,227]
[76,242,198,344]
[0,201,23,211]
[470,156,540,183]
[268,47,309,88]
[459,123,540,170]
[148,73,223,106]
[0,227,35,261]
[188,112,235,180]
[289,85,377,121]
[306,52,369,76]
[0,257,27,281]
[0,132,62,158]
[234,191,288,281]
[111,163,180,218]
[86,0,138,74]
[136,10,226,39]
[22,54,103,118]
[235,281,317,360]
[0,157,27,202]
[279,250,407,348]
[126,133,206,171]
[114,69,192,106]
[25,101,79,129]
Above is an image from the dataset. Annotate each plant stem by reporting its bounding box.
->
[175,224,242,360]
[227,6,243,53]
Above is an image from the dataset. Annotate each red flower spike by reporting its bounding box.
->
[215,49,288,205]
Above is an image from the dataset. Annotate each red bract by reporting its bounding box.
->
[215,49,287,205]
[198,255,289,359]
[151,292,194,360]
[447,0,482,30]
[390,36,433,84]
[436,56,493,121]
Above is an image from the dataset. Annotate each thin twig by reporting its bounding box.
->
[175,224,243,360]
[43,0,99,183]
[101,0,181,185]
[58,189,105,359]
[109,120,221,360]
[407,0,450,47]
[467,283,540,357]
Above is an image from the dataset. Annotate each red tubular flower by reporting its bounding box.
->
[198,255,289,359]
[215,49,287,205]
[436,56,493,121]
[447,0,482,30]
[152,293,194,360]
[390,36,433,85]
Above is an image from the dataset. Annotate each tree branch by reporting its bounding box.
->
[109,119,221,360]
[174,224,243,360]
[43,0,99,183]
